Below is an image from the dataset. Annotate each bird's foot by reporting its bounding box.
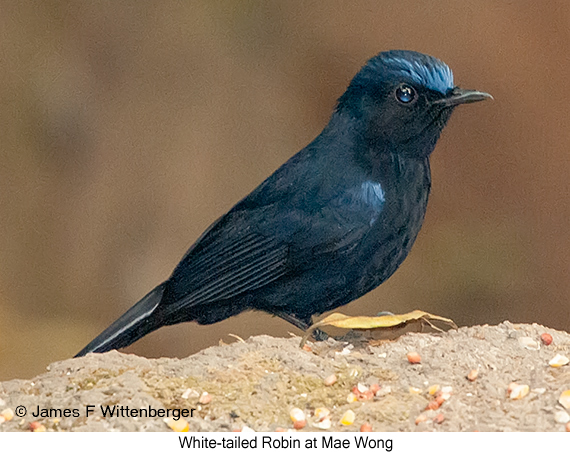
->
[311,328,329,341]
[300,310,457,347]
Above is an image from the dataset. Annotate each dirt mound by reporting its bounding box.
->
[1,322,569,431]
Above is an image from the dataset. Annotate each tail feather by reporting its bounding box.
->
[75,283,167,357]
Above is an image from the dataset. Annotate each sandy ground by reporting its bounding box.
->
[0,322,569,432]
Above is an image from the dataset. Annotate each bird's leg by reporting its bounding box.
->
[273,311,329,341]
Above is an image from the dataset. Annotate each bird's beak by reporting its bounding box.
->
[434,87,493,107]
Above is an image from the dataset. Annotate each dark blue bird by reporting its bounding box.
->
[76,50,491,356]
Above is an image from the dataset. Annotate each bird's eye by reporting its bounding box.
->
[395,84,417,104]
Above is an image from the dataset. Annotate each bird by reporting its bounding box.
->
[75,50,491,357]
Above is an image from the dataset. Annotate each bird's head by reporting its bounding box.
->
[336,50,492,158]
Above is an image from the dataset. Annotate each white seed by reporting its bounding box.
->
[559,390,570,410]
[509,384,530,400]
[1,408,14,421]
[376,385,391,397]
[554,410,570,424]
[323,374,337,386]
[340,409,355,426]
[314,417,332,430]
[181,388,199,399]
[314,407,330,421]
[290,407,306,423]
[549,354,569,368]
[518,337,540,350]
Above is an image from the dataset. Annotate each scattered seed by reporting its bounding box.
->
[409,387,422,395]
[518,337,540,350]
[275,427,287,432]
[559,390,570,410]
[357,383,368,393]
[369,383,380,394]
[199,392,212,404]
[314,408,330,422]
[509,384,530,400]
[375,385,391,397]
[428,385,440,396]
[1,408,14,421]
[293,419,306,430]
[426,400,440,411]
[290,407,306,429]
[360,423,373,432]
[347,393,358,403]
[407,352,421,364]
[30,421,46,432]
[323,374,337,386]
[302,344,312,352]
[540,333,553,345]
[437,387,452,401]
[549,354,569,368]
[467,369,479,381]
[507,382,518,395]
[165,418,189,432]
[241,425,255,432]
[434,413,445,424]
[0,416,5,425]
[314,418,331,430]
[435,395,446,406]
[415,414,427,425]
[181,388,199,399]
[566,422,570,432]
[340,409,355,426]
[554,411,570,424]
[348,368,359,378]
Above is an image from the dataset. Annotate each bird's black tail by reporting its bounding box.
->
[75,282,167,357]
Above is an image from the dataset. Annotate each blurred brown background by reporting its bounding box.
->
[1,1,568,381]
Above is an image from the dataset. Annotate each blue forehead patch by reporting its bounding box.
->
[364,51,455,95]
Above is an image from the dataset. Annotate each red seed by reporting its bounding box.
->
[435,395,445,407]
[434,413,445,424]
[199,392,212,404]
[369,383,380,394]
[566,422,570,432]
[30,421,46,432]
[467,369,478,381]
[415,414,427,425]
[302,344,312,352]
[323,374,337,386]
[507,382,518,395]
[407,352,421,364]
[293,419,306,430]
[426,400,440,411]
[360,423,373,432]
[540,333,553,346]
[359,390,374,401]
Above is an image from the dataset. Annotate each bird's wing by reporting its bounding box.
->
[163,183,384,311]
[162,211,290,309]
